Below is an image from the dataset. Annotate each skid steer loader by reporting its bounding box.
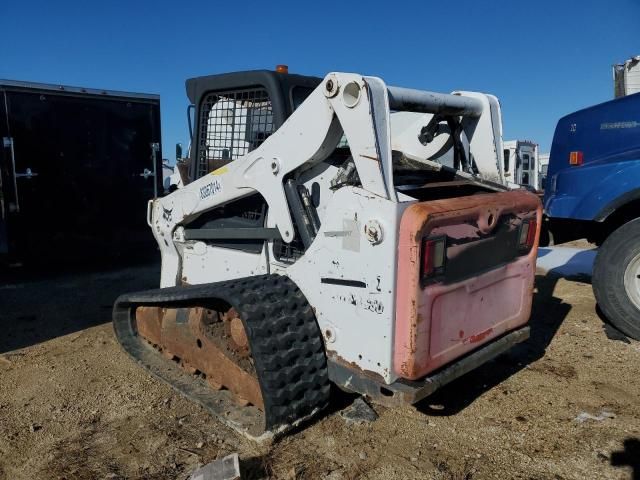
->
[113,68,541,441]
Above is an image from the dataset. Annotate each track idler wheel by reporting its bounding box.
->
[136,306,263,409]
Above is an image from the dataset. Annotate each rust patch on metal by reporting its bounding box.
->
[467,327,493,344]
[230,317,248,350]
[135,306,264,410]
[408,190,540,245]
[135,307,163,345]
[359,154,380,162]
[327,351,386,384]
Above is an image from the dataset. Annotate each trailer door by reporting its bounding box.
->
[103,98,162,235]
[3,90,69,259]
[519,146,538,189]
[3,89,161,261]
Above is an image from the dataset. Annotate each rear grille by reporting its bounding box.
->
[430,213,527,285]
[196,88,273,179]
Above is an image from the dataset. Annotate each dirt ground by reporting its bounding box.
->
[1,257,639,480]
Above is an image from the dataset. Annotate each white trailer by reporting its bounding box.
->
[503,140,539,190]
[613,56,640,98]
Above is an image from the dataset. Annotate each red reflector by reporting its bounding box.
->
[569,151,583,166]
[421,237,446,279]
[422,239,435,276]
[526,219,537,248]
[519,219,537,251]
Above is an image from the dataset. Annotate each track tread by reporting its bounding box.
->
[114,274,330,434]
[226,274,330,429]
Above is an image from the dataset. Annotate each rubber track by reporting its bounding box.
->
[113,274,330,435]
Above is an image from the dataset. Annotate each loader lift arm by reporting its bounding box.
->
[151,73,495,286]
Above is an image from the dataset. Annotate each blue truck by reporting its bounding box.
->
[544,92,640,340]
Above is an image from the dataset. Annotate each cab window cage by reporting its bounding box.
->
[196,88,274,179]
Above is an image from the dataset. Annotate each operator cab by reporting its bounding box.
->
[182,67,321,183]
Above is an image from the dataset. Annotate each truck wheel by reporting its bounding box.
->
[593,218,640,340]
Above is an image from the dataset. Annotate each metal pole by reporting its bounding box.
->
[150,142,159,198]
[387,86,483,117]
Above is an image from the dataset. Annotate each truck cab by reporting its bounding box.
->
[544,91,640,339]
[544,92,640,241]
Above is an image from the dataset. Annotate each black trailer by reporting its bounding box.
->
[0,79,162,264]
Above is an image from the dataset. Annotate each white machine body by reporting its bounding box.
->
[147,72,532,384]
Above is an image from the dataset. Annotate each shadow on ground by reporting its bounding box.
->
[536,247,596,282]
[611,437,640,480]
[241,455,271,480]
[0,256,160,354]
[415,273,572,416]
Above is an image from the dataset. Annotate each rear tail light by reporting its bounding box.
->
[518,218,537,252]
[569,151,583,166]
[421,236,447,280]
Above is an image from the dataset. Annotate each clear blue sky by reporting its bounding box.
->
[2,0,638,160]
